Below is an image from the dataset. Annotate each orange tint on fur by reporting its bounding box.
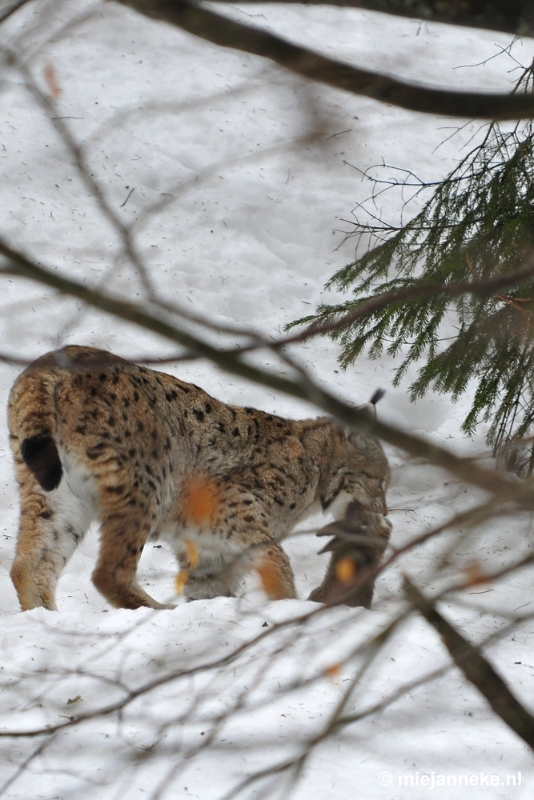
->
[335,557,356,584]
[256,556,287,600]
[184,538,199,568]
[182,477,220,527]
[175,571,189,594]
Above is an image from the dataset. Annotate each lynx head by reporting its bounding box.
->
[310,389,391,608]
[320,389,389,518]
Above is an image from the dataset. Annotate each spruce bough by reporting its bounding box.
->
[289,68,534,475]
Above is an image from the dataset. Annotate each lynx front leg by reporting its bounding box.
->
[174,481,297,601]
[180,540,296,602]
[256,544,297,600]
[178,547,246,601]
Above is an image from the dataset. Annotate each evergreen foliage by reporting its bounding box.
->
[289,67,534,473]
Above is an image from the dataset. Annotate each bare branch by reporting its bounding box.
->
[0,734,56,796]
[404,576,534,751]
[208,1,534,40]
[0,0,31,26]
[0,236,521,496]
[114,0,534,120]
[6,49,157,299]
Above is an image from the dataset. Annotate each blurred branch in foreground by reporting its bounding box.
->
[116,0,534,120]
[0,234,525,497]
[210,0,534,40]
[405,576,534,750]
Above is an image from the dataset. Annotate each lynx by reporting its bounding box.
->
[8,346,391,611]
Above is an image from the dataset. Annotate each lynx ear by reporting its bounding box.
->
[356,388,385,420]
[356,402,377,420]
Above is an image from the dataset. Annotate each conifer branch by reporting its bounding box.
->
[294,64,534,466]
[285,257,534,344]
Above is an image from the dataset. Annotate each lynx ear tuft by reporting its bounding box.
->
[369,388,385,406]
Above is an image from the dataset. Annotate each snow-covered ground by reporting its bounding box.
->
[0,1,533,797]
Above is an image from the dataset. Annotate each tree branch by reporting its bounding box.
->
[210,0,534,39]
[114,0,534,120]
[404,576,534,751]
[283,257,534,345]
[0,235,520,496]
[0,0,31,26]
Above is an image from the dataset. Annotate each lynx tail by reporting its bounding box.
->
[8,361,62,492]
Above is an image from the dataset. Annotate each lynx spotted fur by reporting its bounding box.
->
[8,346,391,610]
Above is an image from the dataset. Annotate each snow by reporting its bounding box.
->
[0,1,533,797]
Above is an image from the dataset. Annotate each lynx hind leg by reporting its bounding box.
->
[11,470,91,611]
[309,500,391,608]
[92,486,174,610]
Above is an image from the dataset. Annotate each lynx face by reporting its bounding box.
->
[8,346,391,611]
